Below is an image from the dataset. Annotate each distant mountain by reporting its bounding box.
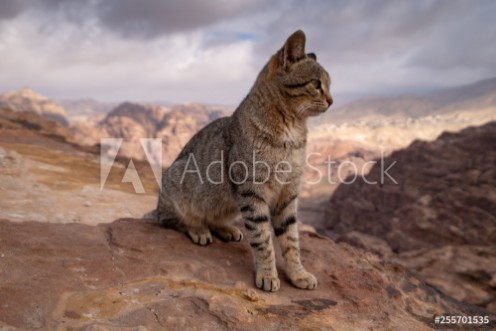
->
[71,101,231,164]
[0,107,75,144]
[57,98,116,120]
[0,87,69,126]
[103,102,167,138]
[324,77,496,123]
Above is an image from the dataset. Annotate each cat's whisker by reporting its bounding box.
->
[297,104,312,116]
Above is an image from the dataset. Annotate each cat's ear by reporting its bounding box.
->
[307,53,317,61]
[281,30,306,69]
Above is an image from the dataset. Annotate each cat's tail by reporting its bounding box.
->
[143,208,186,232]
[143,209,158,220]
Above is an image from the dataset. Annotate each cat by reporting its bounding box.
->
[149,30,332,291]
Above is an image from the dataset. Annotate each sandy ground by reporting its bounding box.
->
[0,142,157,225]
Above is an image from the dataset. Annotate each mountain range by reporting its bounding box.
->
[1,76,495,167]
[57,98,117,121]
[3,76,496,128]
[321,76,496,123]
[71,101,231,164]
[0,87,69,126]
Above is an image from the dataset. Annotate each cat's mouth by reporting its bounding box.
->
[306,105,330,117]
[319,102,332,113]
[315,99,331,111]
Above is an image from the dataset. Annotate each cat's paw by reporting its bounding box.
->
[187,230,213,246]
[256,272,280,292]
[290,270,317,290]
[214,225,243,242]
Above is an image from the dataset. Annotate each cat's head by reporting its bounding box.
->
[265,30,332,118]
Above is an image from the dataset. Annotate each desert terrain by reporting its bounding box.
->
[0,77,495,329]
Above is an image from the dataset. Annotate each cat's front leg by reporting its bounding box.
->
[237,187,280,292]
[272,194,317,290]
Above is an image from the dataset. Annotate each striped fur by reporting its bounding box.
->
[153,30,332,291]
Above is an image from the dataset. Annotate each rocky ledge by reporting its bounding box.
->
[0,219,494,330]
[321,121,496,312]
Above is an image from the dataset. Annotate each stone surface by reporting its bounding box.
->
[0,108,157,225]
[2,86,496,329]
[0,107,74,144]
[1,218,494,330]
[338,231,393,258]
[323,122,496,251]
[322,121,496,312]
[395,245,496,310]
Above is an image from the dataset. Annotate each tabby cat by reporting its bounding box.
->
[151,30,332,291]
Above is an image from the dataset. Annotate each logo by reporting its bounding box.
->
[100,138,163,193]
[100,138,398,193]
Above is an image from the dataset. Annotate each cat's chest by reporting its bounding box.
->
[260,146,306,178]
[279,124,307,150]
[281,125,304,146]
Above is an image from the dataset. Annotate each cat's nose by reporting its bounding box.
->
[326,95,333,107]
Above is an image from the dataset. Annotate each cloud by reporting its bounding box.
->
[0,0,495,104]
[253,0,496,95]
[94,0,267,39]
[0,0,27,20]
[406,1,496,71]
[1,0,269,37]
[0,12,258,103]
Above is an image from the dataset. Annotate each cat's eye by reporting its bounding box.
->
[311,80,321,89]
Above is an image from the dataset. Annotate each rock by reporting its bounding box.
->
[0,218,493,330]
[0,87,68,126]
[0,147,24,176]
[321,121,496,312]
[70,102,231,166]
[0,107,75,144]
[297,221,317,233]
[396,245,496,309]
[338,231,393,257]
[103,102,166,141]
[0,119,157,225]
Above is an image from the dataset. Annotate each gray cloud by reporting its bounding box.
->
[243,0,496,98]
[0,0,495,103]
[406,0,496,70]
[4,0,495,68]
[255,0,496,69]
[94,0,267,39]
[0,0,27,20]
[0,0,269,37]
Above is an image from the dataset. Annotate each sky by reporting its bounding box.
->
[0,0,495,105]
